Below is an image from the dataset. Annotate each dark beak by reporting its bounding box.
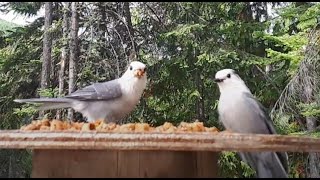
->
[209,76,224,83]
[214,78,224,83]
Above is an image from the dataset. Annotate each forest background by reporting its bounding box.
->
[0,2,319,178]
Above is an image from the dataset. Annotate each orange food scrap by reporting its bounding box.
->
[20,119,220,134]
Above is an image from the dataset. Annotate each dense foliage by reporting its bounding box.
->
[0,2,319,178]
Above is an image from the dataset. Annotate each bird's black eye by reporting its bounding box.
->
[227,73,231,78]
[130,66,133,70]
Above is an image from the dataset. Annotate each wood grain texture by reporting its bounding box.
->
[31,149,218,178]
[0,130,319,152]
[32,150,118,178]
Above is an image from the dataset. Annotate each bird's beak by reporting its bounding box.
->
[214,78,224,83]
[209,76,223,83]
[134,68,146,78]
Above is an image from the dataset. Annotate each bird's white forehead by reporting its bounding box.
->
[130,61,146,69]
[215,69,235,79]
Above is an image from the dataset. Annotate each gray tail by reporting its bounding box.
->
[14,98,73,110]
[239,152,288,178]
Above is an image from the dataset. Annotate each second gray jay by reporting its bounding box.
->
[214,68,288,178]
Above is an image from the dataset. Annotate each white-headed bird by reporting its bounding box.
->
[15,61,148,123]
[214,68,288,178]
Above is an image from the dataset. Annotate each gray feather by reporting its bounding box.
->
[37,102,72,110]
[14,98,71,104]
[14,81,124,122]
[14,79,123,110]
[232,93,288,178]
[65,79,122,101]
[242,92,289,173]
[14,98,73,110]
[239,152,288,178]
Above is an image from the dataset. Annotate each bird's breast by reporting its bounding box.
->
[218,93,249,132]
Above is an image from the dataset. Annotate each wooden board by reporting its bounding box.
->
[1,130,318,178]
[31,149,218,178]
[0,130,319,152]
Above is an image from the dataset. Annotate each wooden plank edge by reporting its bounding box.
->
[0,130,319,152]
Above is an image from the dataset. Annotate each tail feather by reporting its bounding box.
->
[14,98,71,103]
[37,102,72,110]
[239,152,288,178]
[14,98,73,110]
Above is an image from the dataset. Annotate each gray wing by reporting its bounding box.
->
[242,92,278,134]
[242,92,288,173]
[65,79,122,101]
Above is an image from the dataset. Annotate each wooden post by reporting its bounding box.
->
[31,149,218,178]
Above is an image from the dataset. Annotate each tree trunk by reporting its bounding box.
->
[123,2,138,60]
[259,3,272,75]
[97,2,107,57]
[304,78,320,178]
[40,2,53,118]
[195,70,205,121]
[68,2,79,121]
[193,48,205,121]
[57,2,70,120]
[50,2,61,89]
[307,116,319,178]
[98,2,106,33]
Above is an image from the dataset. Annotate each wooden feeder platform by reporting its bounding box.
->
[0,130,319,178]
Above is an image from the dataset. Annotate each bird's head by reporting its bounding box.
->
[121,61,147,81]
[213,69,250,94]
